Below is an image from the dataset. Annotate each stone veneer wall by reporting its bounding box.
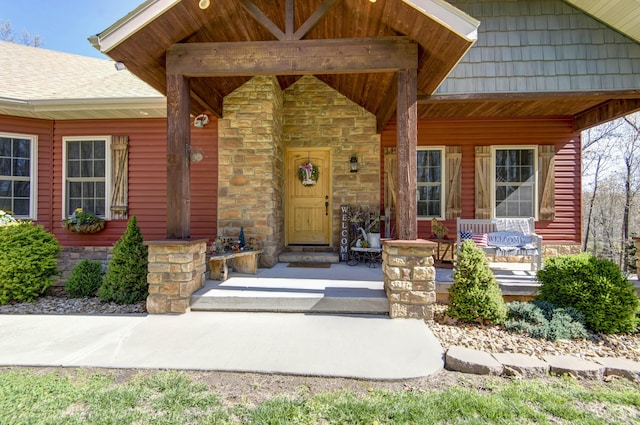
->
[146,239,207,314]
[218,76,284,267]
[383,240,437,320]
[56,246,114,286]
[283,76,381,246]
[217,75,380,263]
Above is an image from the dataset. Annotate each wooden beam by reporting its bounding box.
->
[573,98,640,131]
[239,0,285,41]
[294,0,342,40]
[166,37,418,77]
[396,69,418,240]
[285,0,294,39]
[376,78,397,133]
[166,74,191,239]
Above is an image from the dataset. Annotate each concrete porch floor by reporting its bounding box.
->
[191,261,541,313]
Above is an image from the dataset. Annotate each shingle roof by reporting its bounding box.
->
[0,40,161,101]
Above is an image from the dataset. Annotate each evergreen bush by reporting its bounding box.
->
[445,240,507,324]
[536,253,639,334]
[0,222,61,304]
[505,300,588,340]
[98,216,149,304]
[65,259,104,298]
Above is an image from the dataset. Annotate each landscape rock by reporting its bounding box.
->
[445,346,503,376]
[492,352,549,378]
[542,355,605,380]
[594,357,640,382]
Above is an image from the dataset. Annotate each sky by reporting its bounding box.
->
[0,0,140,59]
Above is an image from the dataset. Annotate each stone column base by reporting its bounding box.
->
[145,239,207,314]
[383,239,436,320]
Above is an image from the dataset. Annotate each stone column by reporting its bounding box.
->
[382,239,437,320]
[146,239,207,314]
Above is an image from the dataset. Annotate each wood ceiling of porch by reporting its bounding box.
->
[101,0,474,130]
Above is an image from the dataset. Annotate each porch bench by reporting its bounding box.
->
[208,250,263,281]
[456,218,542,271]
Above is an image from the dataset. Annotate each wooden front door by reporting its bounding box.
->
[285,148,331,245]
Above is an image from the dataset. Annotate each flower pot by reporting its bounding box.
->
[367,232,381,249]
[62,220,106,234]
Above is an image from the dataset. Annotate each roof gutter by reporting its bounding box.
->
[88,0,181,54]
[403,0,480,42]
[0,96,166,114]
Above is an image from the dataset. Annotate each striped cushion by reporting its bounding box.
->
[471,232,488,247]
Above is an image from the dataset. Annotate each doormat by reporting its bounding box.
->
[434,261,454,269]
[287,262,331,268]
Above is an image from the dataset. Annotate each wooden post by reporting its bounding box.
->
[396,69,418,240]
[166,73,191,239]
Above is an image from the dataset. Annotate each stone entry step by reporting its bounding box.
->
[190,262,388,315]
[278,251,340,264]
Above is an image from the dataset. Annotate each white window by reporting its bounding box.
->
[492,147,537,218]
[417,147,445,219]
[0,133,37,219]
[63,137,111,219]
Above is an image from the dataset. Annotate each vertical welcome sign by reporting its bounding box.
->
[340,205,350,262]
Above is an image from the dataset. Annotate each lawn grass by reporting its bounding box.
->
[0,369,638,424]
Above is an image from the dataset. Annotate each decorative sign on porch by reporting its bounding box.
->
[340,205,350,262]
[297,161,319,186]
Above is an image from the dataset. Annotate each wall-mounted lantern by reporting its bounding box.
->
[350,155,358,173]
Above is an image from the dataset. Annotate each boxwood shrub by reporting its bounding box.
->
[0,222,61,304]
[65,259,104,298]
[536,253,639,334]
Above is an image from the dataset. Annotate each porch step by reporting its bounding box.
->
[278,251,340,264]
[190,263,388,315]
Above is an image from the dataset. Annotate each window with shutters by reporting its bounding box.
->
[63,136,111,219]
[417,147,445,219]
[0,133,37,219]
[492,146,537,218]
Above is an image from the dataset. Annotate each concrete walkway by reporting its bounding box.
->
[0,311,444,380]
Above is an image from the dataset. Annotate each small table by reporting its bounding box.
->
[209,250,263,281]
[429,238,455,263]
[347,247,382,268]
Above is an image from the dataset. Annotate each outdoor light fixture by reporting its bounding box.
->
[189,146,205,163]
[350,155,358,173]
[114,61,126,71]
[193,113,209,128]
[199,0,210,9]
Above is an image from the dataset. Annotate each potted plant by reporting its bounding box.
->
[62,208,106,233]
[367,218,381,249]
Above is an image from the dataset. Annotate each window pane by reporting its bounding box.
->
[0,138,11,157]
[14,181,29,197]
[69,182,82,198]
[94,159,105,178]
[0,180,10,197]
[13,199,29,216]
[83,182,95,198]
[67,142,80,159]
[68,199,82,214]
[0,198,10,211]
[81,141,93,159]
[0,158,10,176]
[81,160,93,178]
[495,148,535,218]
[14,139,30,158]
[95,199,105,216]
[13,159,29,177]
[96,182,105,198]
[67,160,80,178]
[94,141,105,159]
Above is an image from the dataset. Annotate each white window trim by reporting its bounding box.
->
[0,132,38,220]
[417,146,446,220]
[62,136,112,220]
[490,145,538,220]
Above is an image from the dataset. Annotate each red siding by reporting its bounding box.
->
[381,116,582,244]
[0,115,218,247]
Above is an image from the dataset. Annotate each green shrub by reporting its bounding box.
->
[65,259,104,298]
[505,301,588,340]
[99,216,148,304]
[446,240,507,324]
[0,222,61,304]
[536,253,639,334]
